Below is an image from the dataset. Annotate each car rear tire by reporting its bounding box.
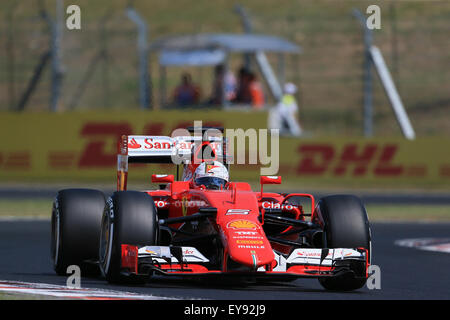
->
[99,191,158,284]
[51,189,106,276]
[317,195,371,291]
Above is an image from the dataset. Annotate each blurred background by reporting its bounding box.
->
[1,0,449,134]
[0,0,449,222]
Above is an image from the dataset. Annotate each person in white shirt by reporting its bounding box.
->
[268,82,303,136]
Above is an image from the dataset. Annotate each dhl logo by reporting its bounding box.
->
[295,144,405,177]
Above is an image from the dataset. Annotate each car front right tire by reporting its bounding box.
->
[99,191,158,284]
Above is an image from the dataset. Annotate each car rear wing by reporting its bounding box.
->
[117,134,228,191]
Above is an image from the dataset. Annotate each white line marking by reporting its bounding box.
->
[395,238,450,253]
[0,280,176,300]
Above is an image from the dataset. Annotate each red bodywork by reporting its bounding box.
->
[122,180,346,278]
[149,184,281,269]
[117,134,369,278]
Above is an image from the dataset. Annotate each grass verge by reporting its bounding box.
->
[0,199,52,219]
[366,204,450,222]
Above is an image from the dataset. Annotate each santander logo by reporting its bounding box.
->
[128,138,141,149]
[144,138,172,150]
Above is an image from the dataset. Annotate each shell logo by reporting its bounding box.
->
[227,220,259,230]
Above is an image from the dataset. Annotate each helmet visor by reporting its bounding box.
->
[195,177,227,190]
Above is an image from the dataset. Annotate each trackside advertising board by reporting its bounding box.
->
[0,111,449,189]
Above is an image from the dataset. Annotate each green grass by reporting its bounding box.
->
[0,199,52,219]
[0,199,449,222]
[366,204,450,222]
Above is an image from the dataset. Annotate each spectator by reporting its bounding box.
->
[209,64,236,105]
[233,67,252,104]
[248,72,265,109]
[173,73,201,106]
[268,82,303,136]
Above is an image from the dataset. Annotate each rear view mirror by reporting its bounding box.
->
[260,176,281,185]
[260,176,281,198]
[151,174,174,184]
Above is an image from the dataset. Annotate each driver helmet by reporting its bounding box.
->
[194,161,229,190]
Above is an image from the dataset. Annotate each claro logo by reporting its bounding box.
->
[296,144,405,177]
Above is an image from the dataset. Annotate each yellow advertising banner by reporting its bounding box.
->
[0,111,449,189]
[231,138,450,189]
[0,110,267,181]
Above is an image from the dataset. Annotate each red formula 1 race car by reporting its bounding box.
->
[51,127,371,291]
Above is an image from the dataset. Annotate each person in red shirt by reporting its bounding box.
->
[248,72,265,109]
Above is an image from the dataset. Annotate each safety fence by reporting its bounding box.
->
[1,0,449,138]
